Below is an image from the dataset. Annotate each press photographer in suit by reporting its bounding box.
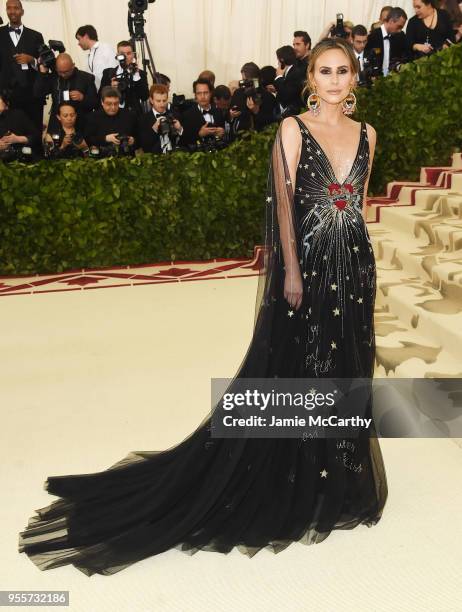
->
[34,53,98,134]
[273,45,305,117]
[180,78,225,147]
[365,7,410,76]
[99,40,149,116]
[0,0,44,132]
[228,62,278,136]
[43,102,89,159]
[84,86,137,153]
[0,88,39,154]
[137,84,183,154]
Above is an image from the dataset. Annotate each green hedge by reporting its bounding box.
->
[355,43,462,194]
[0,130,276,274]
[1,44,461,275]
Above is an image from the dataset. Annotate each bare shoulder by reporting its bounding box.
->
[279,116,302,147]
[280,116,302,137]
[365,122,377,146]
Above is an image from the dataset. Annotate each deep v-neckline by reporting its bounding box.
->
[294,116,364,186]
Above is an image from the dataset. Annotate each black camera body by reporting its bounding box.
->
[192,135,228,154]
[330,13,348,39]
[114,54,134,94]
[128,0,154,11]
[116,133,133,156]
[171,93,194,114]
[157,113,179,138]
[238,78,263,107]
[357,50,382,87]
[38,40,66,71]
[45,133,86,159]
[0,144,34,163]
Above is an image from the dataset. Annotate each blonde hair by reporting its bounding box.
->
[301,38,359,103]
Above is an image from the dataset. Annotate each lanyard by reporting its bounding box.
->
[88,47,98,73]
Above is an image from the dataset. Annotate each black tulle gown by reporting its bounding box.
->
[18,116,388,576]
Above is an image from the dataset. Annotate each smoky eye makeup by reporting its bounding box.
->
[319,67,350,74]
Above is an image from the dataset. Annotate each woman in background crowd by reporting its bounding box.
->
[406,0,456,58]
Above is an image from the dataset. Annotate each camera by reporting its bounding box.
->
[357,50,382,87]
[114,53,135,93]
[157,113,179,138]
[44,132,87,159]
[171,93,194,114]
[191,135,228,154]
[116,133,132,156]
[128,0,154,12]
[330,13,348,39]
[0,144,34,163]
[38,40,66,71]
[238,78,263,106]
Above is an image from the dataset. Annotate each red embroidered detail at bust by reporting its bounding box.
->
[327,183,355,211]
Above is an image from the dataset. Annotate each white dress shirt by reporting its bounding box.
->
[8,22,23,45]
[355,51,364,81]
[152,108,183,152]
[87,41,117,90]
[381,23,391,77]
[8,24,29,70]
[199,104,214,124]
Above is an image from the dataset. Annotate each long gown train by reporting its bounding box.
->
[18,116,388,576]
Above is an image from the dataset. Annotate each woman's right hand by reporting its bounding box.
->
[284,268,303,310]
[414,42,433,54]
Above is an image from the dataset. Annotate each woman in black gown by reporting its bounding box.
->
[18,38,388,577]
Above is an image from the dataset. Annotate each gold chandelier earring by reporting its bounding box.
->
[307,87,321,116]
[342,89,357,115]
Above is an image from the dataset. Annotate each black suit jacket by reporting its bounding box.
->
[365,28,411,74]
[34,68,98,133]
[273,64,305,115]
[137,109,183,153]
[0,108,39,148]
[0,25,44,103]
[99,67,149,115]
[180,104,225,146]
[84,108,137,147]
[229,87,278,132]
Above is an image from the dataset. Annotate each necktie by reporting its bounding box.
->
[202,108,211,115]
[156,113,166,118]
[9,27,21,35]
[383,34,391,40]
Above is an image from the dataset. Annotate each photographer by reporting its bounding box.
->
[99,40,149,116]
[84,86,137,154]
[213,85,233,138]
[228,62,278,135]
[273,46,305,118]
[34,53,98,134]
[44,102,89,159]
[0,0,45,133]
[180,78,225,147]
[0,89,39,160]
[137,84,183,154]
[352,25,380,86]
[366,7,409,76]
